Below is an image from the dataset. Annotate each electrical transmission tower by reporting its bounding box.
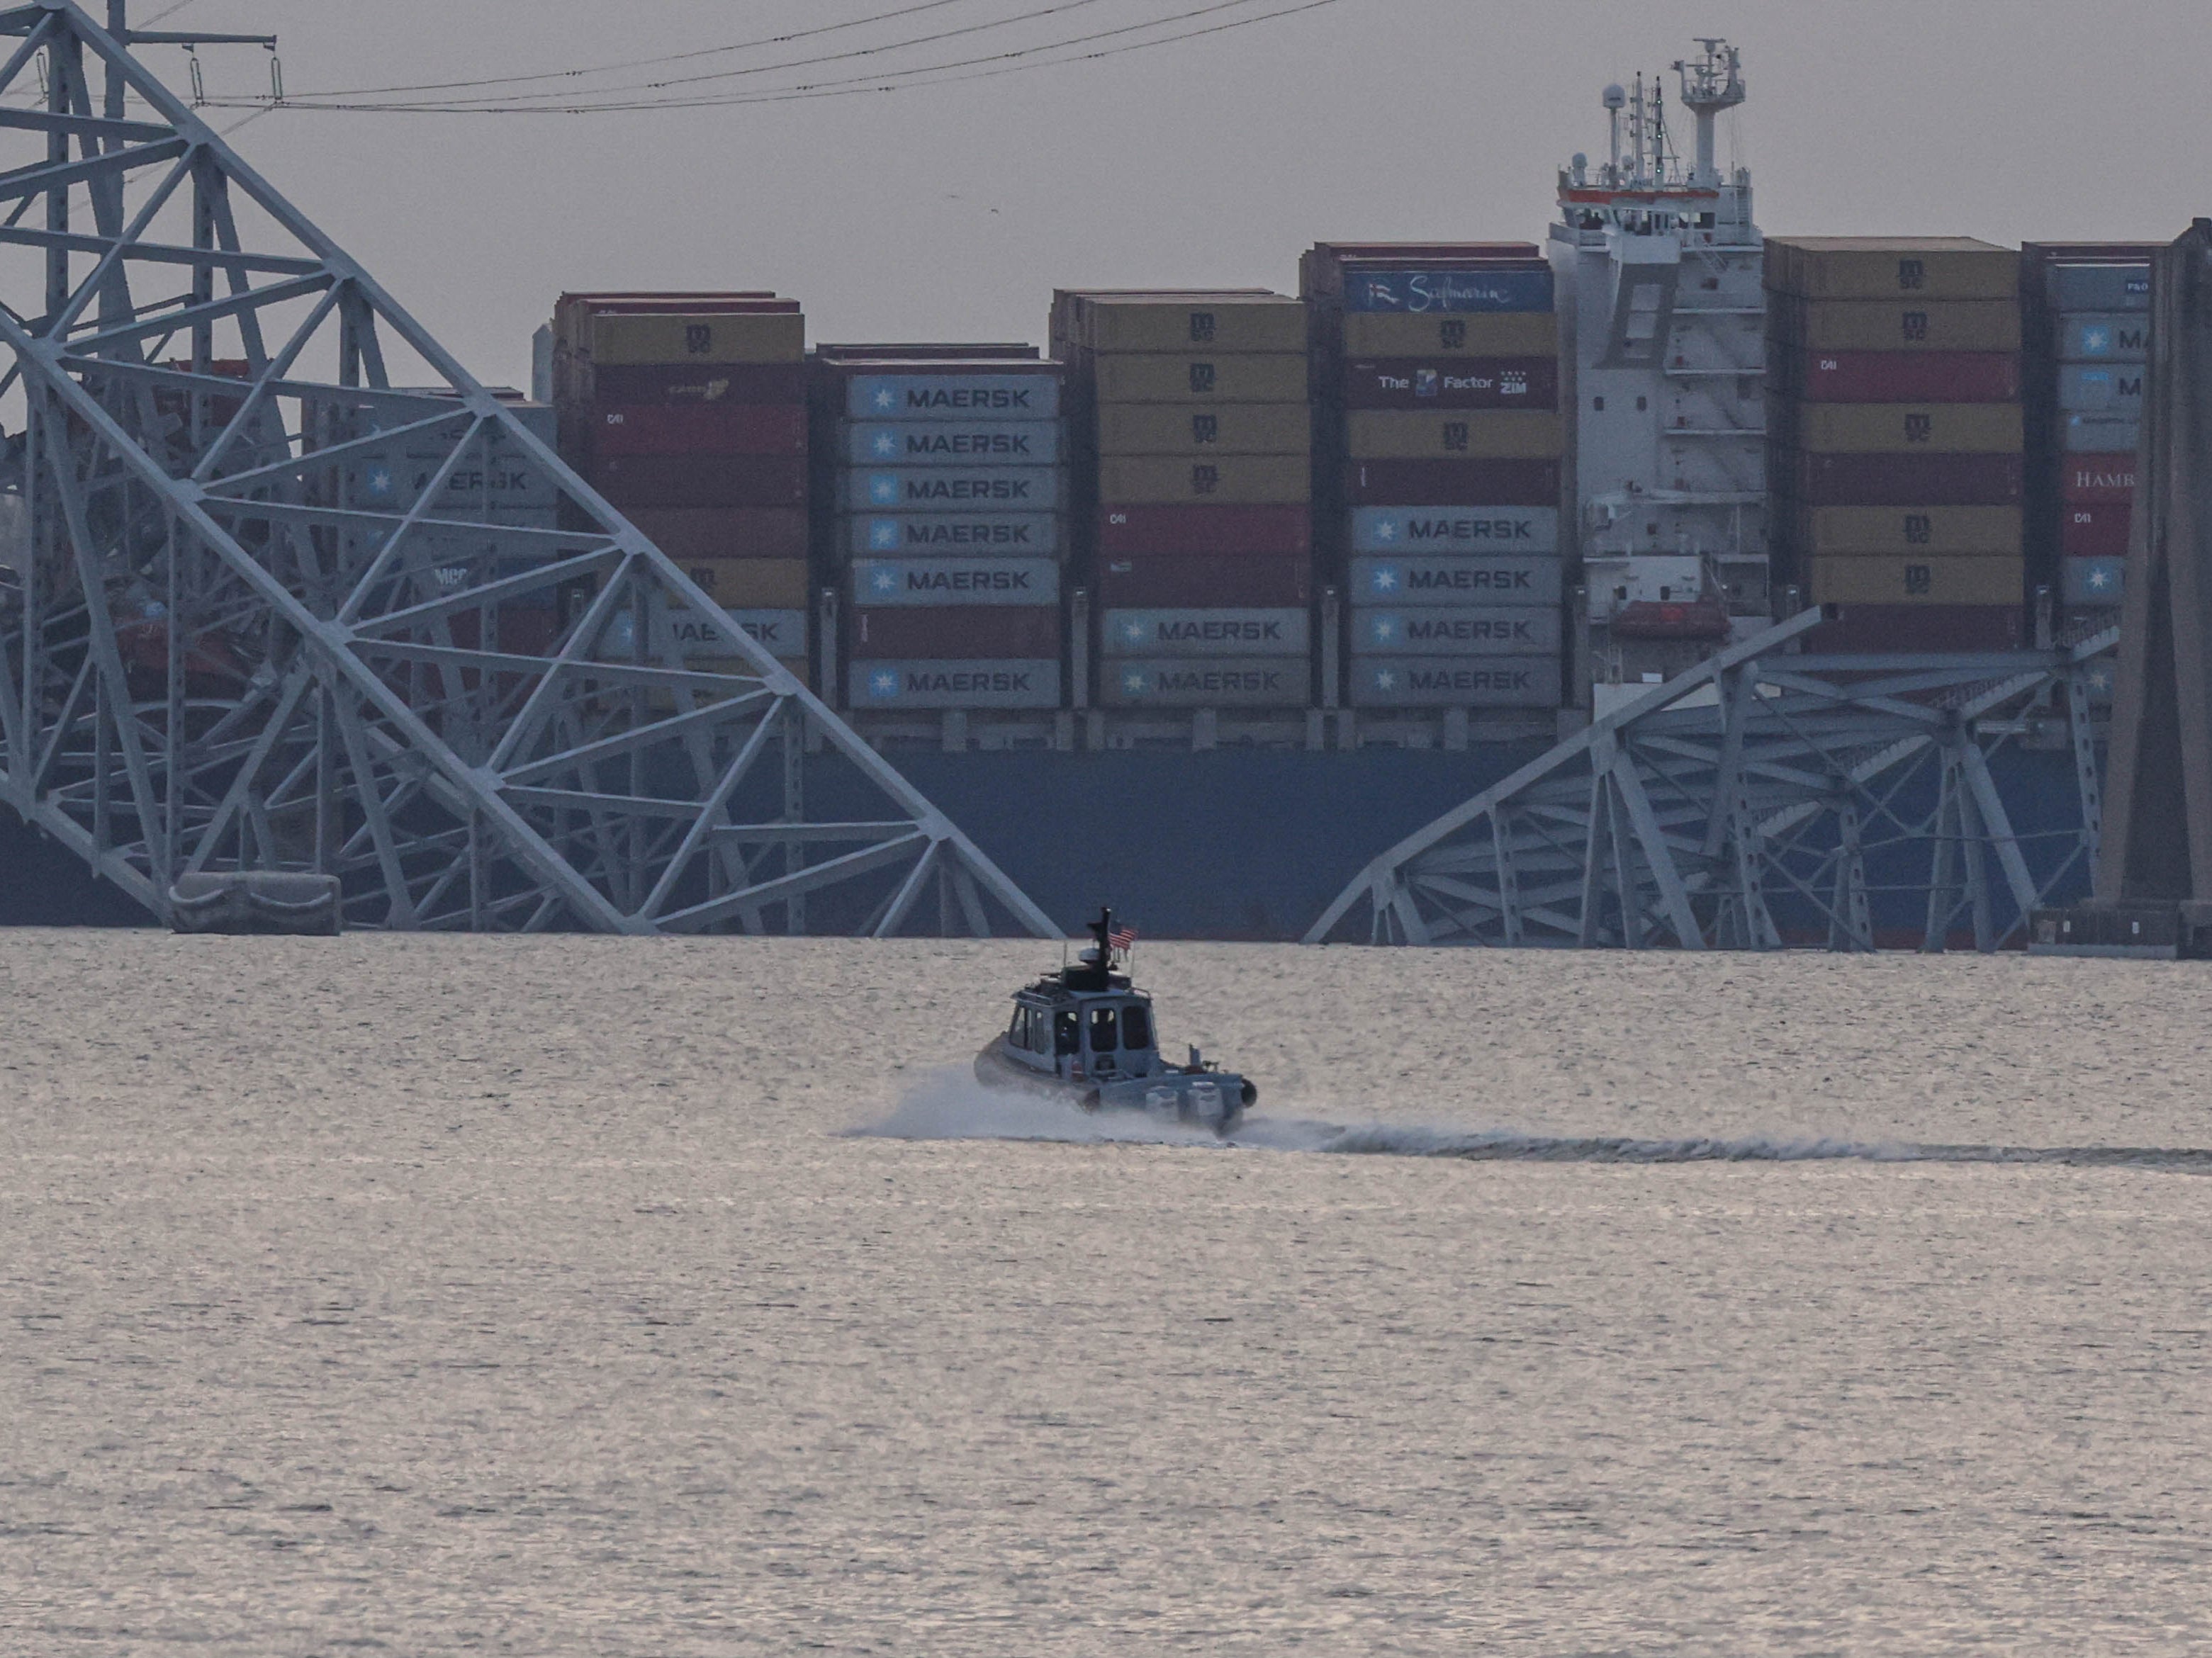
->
[0,1,1057,938]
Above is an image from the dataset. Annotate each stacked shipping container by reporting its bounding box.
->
[814,346,1067,711]
[1303,244,1566,711]
[2021,245,2156,623]
[1765,239,2026,652]
[551,292,812,680]
[1055,291,1314,712]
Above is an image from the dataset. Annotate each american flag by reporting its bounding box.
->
[1109,923,1138,952]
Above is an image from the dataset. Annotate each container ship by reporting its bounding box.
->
[0,40,2125,941]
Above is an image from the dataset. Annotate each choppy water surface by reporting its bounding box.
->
[5,930,2211,1653]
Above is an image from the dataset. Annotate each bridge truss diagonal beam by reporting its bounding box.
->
[0,3,1057,940]
[1306,612,2118,953]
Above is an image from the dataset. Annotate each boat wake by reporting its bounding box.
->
[856,1069,2212,1175]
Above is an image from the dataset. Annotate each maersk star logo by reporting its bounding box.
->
[364,463,394,498]
[1122,669,1147,695]
[1121,621,1146,645]
[872,387,898,412]
[1371,518,1399,544]
[2086,565,2116,592]
[868,474,899,504]
[1368,563,1400,595]
[1369,616,1398,644]
[2081,325,2111,356]
[1374,667,1398,692]
[870,568,898,594]
[868,670,899,699]
[869,519,899,550]
[870,431,899,459]
[2088,665,2115,695]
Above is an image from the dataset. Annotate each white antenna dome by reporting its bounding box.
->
[1602,84,1627,111]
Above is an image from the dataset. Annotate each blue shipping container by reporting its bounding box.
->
[1352,607,1562,657]
[1342,269,1554,315]
[852,556,1061,607]
[850,659,1061,710]
[850,512,1062,558]
[1352,505,1559,554]
[1101,658,1307,709]
[846,374,1062,422]
[2064,412,2142,453]
[1099,609,1310,658]
[2058,364,2145,414]
[848,467,1067,512]
[2059,314,2150,363]
[846,421,1062,467]
[2062,556,2126,608]
[2047,264,2152,312]
[1350,656,1562,709]
[1349,554,1564,607]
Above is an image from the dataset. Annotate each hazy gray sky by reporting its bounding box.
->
[137,0,2201,388]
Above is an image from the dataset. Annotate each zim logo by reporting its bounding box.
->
[1191,414,1219,445]
[1189,362,1216,394]
[684,323,712,356]
[1439,320,1467,350]
[1897,258,1926,291]
[1905,563,1933,595]
[1442,422,1469,452]
[1901,311,1929,343]
[1904,514,1933,545]
[1189,311,1216,344]
[1191,464,1220,495]
[1904,412,1933,444]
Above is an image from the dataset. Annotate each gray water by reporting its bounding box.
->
[4,930,2211,1653]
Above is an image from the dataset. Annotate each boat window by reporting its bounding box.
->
[1025,1008,1045,1052]
[1121,1003,1152,1051]
[1088,1005,1120,1052]
[1009,1006,1027,1044]
[1054,1009,1079,1056]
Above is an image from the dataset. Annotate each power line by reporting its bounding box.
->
[293,0,1023,101]
[206,0,1342,115]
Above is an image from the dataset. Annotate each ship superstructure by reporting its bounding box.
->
[1550,40,1768,701]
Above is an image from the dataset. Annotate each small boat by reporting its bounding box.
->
[975,908,1257,1134]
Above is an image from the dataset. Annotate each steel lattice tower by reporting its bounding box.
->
[0,1,1059,938]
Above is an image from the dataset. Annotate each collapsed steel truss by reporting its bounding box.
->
[1307,610,2119,952]
[0,2,1055,937]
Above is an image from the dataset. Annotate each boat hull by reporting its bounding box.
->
[973,1038,1252,1134]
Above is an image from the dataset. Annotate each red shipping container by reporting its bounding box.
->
[1340,356,1560,410]
[1790,349,2021,403]
[2060,502,2132,559]
[1791,451,2022,507]
[1344,458,1561,507]
[588,363,808,405]
[2061,454,2138,503]
[1096,504,1311,558]
[591,452,807,509]
[593,404,807,458]
[1093,553,1312,609]
[850,606,1060,660]
[1802,603,2023,654]
[626,507,809,561]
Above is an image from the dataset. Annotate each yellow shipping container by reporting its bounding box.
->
[1075,298,1305,354]
[1092,353,1308,404]
[1808,555,2024,607]
[1340,311,1558,357]
[1096,455,1310,506]
[1799,506,2023,556]
[1768,237,2018,301]
[1096,402,1310,457]
[586,312,805,366]
[675,558,810,609]
[1796,403,2023,455]
[1778,298,2021,354]
[1345,410,1565,461]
